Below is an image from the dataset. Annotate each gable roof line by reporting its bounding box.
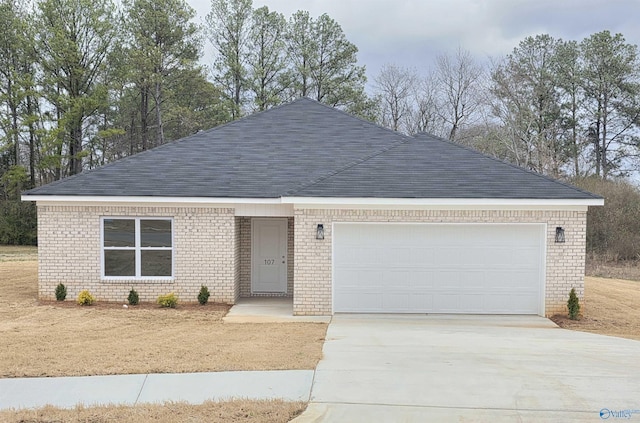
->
[413,133,603,200]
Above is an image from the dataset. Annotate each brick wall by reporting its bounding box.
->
[238,217,252,297]
[37,205,237,304]
[293,208,587,317]
[37,203,587,316]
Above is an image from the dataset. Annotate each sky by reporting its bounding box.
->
[187,0,640,85]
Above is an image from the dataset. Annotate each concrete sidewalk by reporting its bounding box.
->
[0,370,314,410]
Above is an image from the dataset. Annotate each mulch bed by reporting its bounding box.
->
[38,300,232,312]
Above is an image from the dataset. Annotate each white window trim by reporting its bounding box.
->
[101,217,174,281]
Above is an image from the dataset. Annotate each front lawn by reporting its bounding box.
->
[0,255,327,378]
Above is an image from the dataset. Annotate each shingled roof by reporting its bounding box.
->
[24,98,600,201]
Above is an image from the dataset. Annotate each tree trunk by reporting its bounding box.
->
[155,81,164,145]
[449,124,457,142]
[54,87,63,181]
[68,117,83,175]
[571,93,579,177]
[26,94,36,188]
[140,86,149,151]
[601,95,608,180]
[129,111,136,156]
[594,100,602,177]
[8,78,20,167]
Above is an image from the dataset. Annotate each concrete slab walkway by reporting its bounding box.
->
[0,370,314,410]
[223,298,331,323]
[293,314,640,422]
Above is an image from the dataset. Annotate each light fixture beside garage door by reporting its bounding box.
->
[316,224,325,240]
[555,227,565,243]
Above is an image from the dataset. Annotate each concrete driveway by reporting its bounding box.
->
[293,315,640,422]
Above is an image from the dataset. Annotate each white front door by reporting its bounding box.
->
[251,218,288,293]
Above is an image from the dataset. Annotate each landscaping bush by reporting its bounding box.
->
[55,283,67,301]
[127,288,139,305]
[77,290,96,306]
[157,292,178,308]
[198,285,210,305]
[567,288,580,320]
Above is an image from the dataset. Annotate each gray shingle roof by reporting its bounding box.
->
[24,98,600,201]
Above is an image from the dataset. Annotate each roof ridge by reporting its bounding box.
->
[286,136,412,196]
[307,97,420,139]
[413,133,603,200]
[281,99,418,196]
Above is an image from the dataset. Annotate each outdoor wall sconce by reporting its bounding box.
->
[316,224,325,240]
[555,227,565,243]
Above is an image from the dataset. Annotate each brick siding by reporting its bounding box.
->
[293,208,587,317]
[37,204,586,317]
[37,205,237,304]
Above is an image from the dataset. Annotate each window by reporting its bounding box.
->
[102,218,173,278]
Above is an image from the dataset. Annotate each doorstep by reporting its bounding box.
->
[223,298,331,323]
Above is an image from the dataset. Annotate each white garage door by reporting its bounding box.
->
[333,224,544,314]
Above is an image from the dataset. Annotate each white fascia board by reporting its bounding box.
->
[282,197,604,209]
[21,195,282,205]
[22,194,604,210]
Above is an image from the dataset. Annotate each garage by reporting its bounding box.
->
[333,223,545,315]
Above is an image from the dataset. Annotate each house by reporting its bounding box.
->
[22,98,603,316]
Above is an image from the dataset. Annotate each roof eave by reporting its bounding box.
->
[281,196,604,207]
[23,194,604,208]
[21,195,282,204]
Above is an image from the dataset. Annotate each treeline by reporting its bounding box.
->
[2,0,640,254]
[373,33,640,180]
[0,0,372,194]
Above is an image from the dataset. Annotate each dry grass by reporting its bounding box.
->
[586,257,640,281]
[0,255,327,378]
[0,245,37,262]
[551,276,640,341]
[0,400,306,423]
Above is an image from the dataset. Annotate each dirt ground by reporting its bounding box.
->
[0,256,327,378]
[551,276,640,341]
[0,400,306,423]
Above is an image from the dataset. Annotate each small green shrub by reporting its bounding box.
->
[567,288,580,320]
[157,292,178,308]
[198,285,210,305]
[55,283,67,301]
[77,290,96,306]
[128,288,139,305]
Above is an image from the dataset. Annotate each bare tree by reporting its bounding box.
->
[407,73,444,136]
[373,64,418,133]
[435,47,484,142]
